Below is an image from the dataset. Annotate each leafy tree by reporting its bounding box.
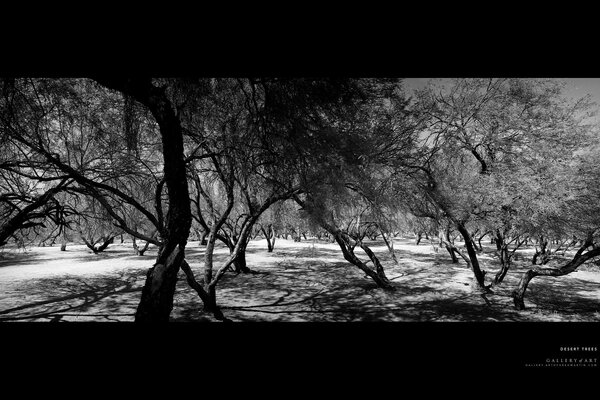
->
[512,137,600,309]
[408,78,597,291]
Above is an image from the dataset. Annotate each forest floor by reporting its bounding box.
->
[0,237,599,322]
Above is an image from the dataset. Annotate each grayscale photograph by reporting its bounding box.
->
[4,7,600,392]
[0,77,598,325]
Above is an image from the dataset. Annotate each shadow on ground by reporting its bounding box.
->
[1,239,598,322]
[0,269,146,321]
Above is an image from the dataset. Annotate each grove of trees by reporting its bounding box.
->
[1,77,599,321]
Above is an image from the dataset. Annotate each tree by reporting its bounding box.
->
[282,78,419,290]
[75,198,121,254]
[294,190,396,290]
[0,80,80,247]
[93,78,194,322]
[408,78,597,291]
[512,138,600,309]
[513,233,600,310]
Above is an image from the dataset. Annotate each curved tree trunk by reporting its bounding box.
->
[133,236,151,256]
[330,227,394,290]
[81,234,114,254]
[294,197,394,290]
[440,227,459,263]
[493,258,510,285]
[477,231,490,252]
[513,243,600,310]
[445,244,459,263]
[358,242,394,289]
[95,78,192,323]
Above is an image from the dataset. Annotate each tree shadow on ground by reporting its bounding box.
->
[0,245,158,268]
[1,239,598,322]
[170,241,600,322]
[0,269,146,321]
[0,251,55,268]
[168,246,517,322]
[510,270,600,316]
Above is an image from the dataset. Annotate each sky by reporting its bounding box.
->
[561,78,600,104]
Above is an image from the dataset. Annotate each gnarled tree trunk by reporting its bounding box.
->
[81,234,115,254]
[133,236,151,256]
[95,78,192,323]
[295,197,394,291]
[513,242,600,310]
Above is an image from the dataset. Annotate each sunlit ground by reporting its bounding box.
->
[0,237,598,322]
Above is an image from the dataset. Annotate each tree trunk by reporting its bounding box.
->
[262,225,275,252]
[200,230,208,245]
[493,230,510,285]
[445,245,459,263]
[456,222,489,292]
[359,242,394,289]
[477,232,489,252]
[233,244,251,273]
[532,235,549,265]
[380,229,398,264]
[293,197,394,290]
[180,260,224,320]
[513,245,600,310]
[416,233,422,245]
[94,78,192,323]
[133,237,151,256]
[82,235,114,254]
[60,231,67,251]
[96,236,114,253]
[331,229,394,290]
[442,227,458,263]
[271,228,276,251]
[136,245,185,322]
[199,224,237,320]
[493,253,510,285]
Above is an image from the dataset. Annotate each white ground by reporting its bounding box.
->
[0,237,599,322]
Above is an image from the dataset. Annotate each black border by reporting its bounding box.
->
[1,7,596,78]
[2,322,599,384]
[1,10,599,389]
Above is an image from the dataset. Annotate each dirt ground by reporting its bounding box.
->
[0,237,599,322]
